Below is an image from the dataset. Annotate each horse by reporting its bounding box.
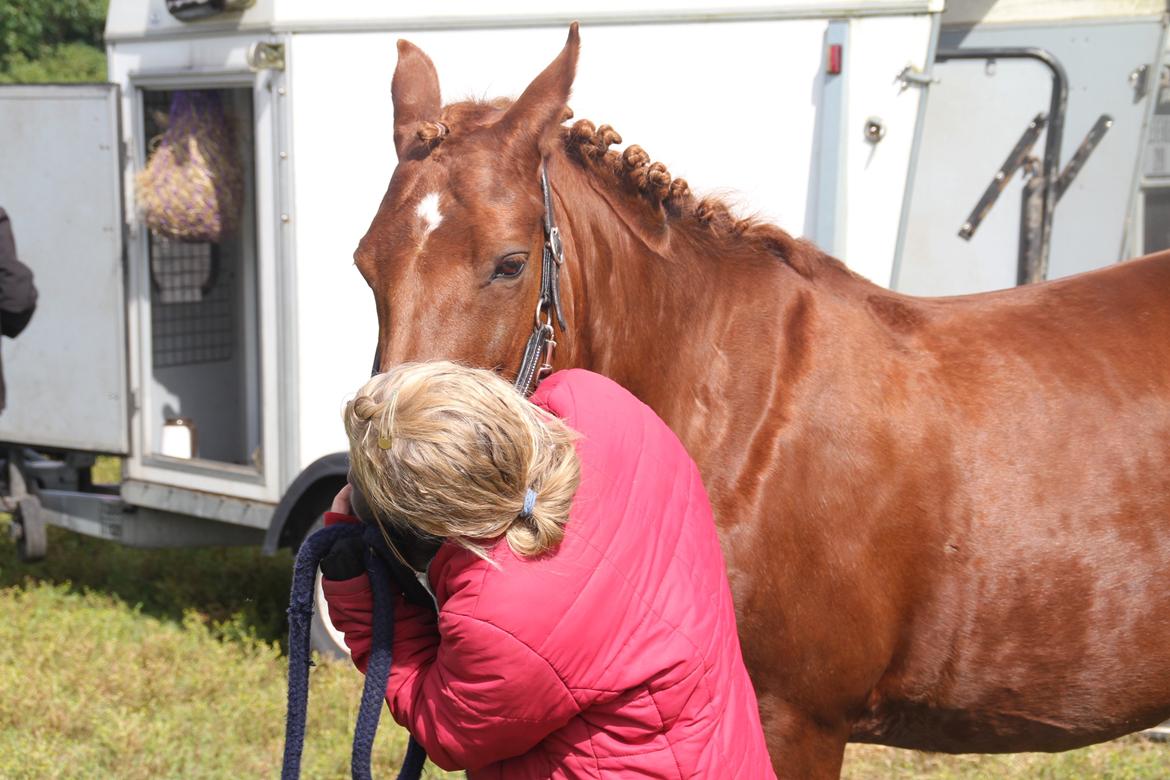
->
[354,24,1170,778]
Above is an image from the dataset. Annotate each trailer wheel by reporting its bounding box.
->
[301,516,352,661]
[11,495,47,562]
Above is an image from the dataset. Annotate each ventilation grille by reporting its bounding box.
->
[150,232,234,368]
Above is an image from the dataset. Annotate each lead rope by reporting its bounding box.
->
[282,522,427,780]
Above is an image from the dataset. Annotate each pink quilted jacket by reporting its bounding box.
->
[324,369,774,778]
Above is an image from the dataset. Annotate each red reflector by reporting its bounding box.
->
[827,44,843,75]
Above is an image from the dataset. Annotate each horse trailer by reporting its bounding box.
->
[1,0,1166,655]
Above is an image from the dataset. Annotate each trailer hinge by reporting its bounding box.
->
[897,64,938,90]
[248,42,285,72]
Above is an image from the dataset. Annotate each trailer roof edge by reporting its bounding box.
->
[105,1,942,42]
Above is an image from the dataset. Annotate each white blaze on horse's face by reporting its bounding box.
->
[415,192,443,246]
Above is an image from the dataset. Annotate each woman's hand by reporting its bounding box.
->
[331,483,354,516]
[321,535,367,580]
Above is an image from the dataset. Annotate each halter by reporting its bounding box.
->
[513,162,568,397]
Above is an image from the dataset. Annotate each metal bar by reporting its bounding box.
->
[1055,114,1114,202]
[39,489,266,548]
[957,112,1047,240]
[1018,176,1046,285]
[937,47,1068,283]
[120,478,274,529]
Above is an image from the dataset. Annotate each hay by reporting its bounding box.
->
[136,90,243,243]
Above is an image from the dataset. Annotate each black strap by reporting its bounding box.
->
[514,163,567,396]
[514,322,552,399]
[540,165,567,331]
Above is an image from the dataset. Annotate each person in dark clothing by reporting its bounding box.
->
[0,208,38,415]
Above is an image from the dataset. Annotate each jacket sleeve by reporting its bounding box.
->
[386,605,581,772]
[321,574,442,678]
[0,209,37,337]
[321,580,580,772]
[321,573,376,667]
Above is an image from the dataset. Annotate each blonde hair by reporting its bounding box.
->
[344,361,580,561]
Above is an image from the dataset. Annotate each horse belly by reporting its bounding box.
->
[852,698,1170,754]
[854,471,1170,752]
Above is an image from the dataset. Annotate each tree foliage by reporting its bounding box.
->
[0,0,108,83]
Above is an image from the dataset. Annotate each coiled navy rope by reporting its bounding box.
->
[282,521,427,780]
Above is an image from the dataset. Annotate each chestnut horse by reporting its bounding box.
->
[355,25,1170,778]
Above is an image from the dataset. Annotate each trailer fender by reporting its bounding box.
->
[263,452,349,554]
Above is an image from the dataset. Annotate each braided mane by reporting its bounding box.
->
[422,100,848,278]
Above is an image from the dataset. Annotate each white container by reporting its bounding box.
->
[160,417,197,459]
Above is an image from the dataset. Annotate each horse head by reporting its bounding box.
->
[358,25,581,376]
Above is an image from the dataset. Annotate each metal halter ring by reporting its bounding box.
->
[533,294,552,328]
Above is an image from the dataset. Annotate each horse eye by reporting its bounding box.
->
[492,255,527,280]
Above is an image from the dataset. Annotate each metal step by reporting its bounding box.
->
[1142,722,1170,742]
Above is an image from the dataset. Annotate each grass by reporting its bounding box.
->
[0,516,457,779]
[842,740,1169,779]
[0,507,1166,778]
[91,455,121,485]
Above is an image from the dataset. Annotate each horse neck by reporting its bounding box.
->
[551,157,837,425]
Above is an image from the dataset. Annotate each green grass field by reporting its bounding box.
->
[0,514,456,779]
[0,505,1165,778]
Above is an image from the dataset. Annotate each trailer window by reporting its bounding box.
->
[140,87,262,469]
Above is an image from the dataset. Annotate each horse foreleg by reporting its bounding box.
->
[757,694,850,779]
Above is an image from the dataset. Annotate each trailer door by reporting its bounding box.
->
[896,18,1165,296]
[0,84,128,454]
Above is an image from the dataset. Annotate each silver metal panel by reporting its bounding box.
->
[120,478,274,529]
[39,489,265,547]
[942,0,1166,26]
[0,85,128,452]
[896,19,1164,296]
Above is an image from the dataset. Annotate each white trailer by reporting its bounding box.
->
[0,0,1165,654]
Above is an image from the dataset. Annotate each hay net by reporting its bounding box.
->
[136,90,243,243]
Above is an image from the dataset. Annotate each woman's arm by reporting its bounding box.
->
[387,607,580,772]
[320,575,440,676]
[322,583,579,772]
[0,209,37,337]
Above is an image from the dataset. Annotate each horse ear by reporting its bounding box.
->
[392,39,442,159]
[495,23,580,164]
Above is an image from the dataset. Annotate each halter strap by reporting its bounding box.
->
[514,162,568,396]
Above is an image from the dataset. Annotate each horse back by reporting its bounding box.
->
[923,250,1170,412]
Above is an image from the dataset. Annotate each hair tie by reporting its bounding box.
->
[521,488,537,518]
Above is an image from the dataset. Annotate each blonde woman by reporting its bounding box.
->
[321,363,773,778]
